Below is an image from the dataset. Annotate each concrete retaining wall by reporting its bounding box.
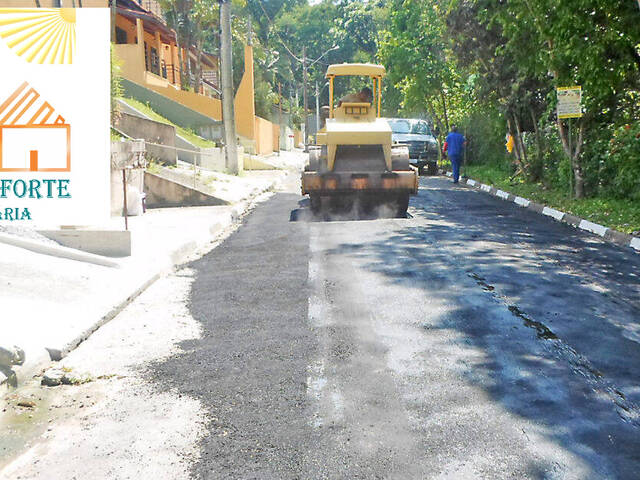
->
[200,147,226,171]
[144,172,228,208]
[174,137,226,172]
[114,112,177,165]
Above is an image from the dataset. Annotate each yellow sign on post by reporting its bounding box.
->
[557,86,583,119]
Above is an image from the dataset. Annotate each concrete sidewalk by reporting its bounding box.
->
[1,167,296,389]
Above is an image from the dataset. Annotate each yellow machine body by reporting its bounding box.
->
[301,63,418,214]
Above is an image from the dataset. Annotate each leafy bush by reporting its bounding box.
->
[606,123,640,200]
[460,109,507,166]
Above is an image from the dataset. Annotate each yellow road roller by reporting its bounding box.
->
[301,63,418,216]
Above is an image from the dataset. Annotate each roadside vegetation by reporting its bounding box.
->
[119,97,217,149]
[463,162,640,234]
[377,0,639,233]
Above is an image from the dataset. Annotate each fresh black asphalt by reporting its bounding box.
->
[152,176,640,479]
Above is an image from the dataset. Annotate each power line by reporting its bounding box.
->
[254,0,302,63]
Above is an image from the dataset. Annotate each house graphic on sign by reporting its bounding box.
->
[0,81,70,172]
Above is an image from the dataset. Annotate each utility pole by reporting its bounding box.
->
[278,82,283,152]
[315,80,320,139]
[219,0,238,174]
[302,46,308,152]
[110,0,116,42]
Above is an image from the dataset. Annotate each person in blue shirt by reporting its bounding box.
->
[443,126,466,183]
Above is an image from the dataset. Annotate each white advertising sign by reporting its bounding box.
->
[0,8,110,226]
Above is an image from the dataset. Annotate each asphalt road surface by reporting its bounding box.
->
[151,175,640,479]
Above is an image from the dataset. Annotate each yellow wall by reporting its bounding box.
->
[234,44,255,141]
[115,43,145,84]
[115,15,138,44]
[254,116,279,155]
[148,80,222,120]
[272,123,280,153]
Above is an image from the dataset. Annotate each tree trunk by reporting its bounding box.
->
[35,0,41,7]
[513,114,528,174]
[573,123,585,198]
[557,118,586,198]
[507,115,525,178]
[426,98,445,140]
[439,89,450,132]
[194,26,203,95]
[529,107,543,181]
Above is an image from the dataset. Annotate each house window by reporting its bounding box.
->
[149,47,160,76]
[115,27,128,44]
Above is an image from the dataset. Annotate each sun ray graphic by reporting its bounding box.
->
[0,8,76,64]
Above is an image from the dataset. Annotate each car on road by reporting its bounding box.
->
[386,118,439,175]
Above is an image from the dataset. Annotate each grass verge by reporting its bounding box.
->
[459,162,640,235]
[119,97,216,149]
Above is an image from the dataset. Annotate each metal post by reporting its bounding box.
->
[462,125,467,178]
[278,82,283,152]
[219,0,238,174]
[329,77,334,118]
[568,119,573,198]
[302,46,308,152]
[315,81,320,138]
[122,169,128,231]
[110,0,116,43]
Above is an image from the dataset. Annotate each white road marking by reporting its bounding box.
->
[514,196,530,207]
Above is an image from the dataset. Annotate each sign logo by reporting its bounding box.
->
[0,7,109,226]
[0,8,76,64]
[0,81,70,172]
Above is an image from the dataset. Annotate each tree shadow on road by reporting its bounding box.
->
[319,181,640,478]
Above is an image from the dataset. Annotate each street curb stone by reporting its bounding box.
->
[0,233,120,268]
[440,170,639,253]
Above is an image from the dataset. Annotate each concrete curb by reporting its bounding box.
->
[0,233,120,268]
[443,171,639,252]
[3,174,283,389]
